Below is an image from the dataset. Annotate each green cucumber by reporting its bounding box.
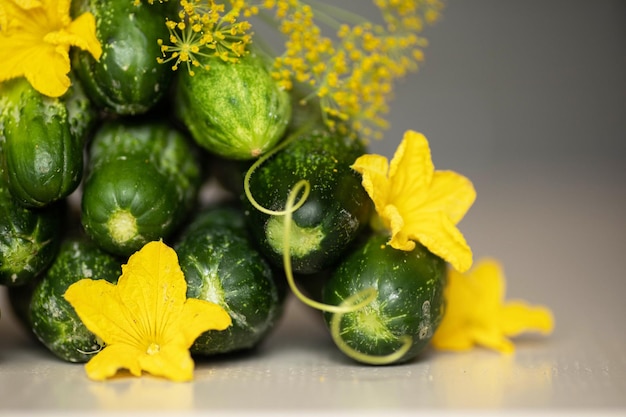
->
[87,120,202,212]
[71,0,177,115]
[244,126,372,274]
[0,77,93,208]
[28,238,121,362]
[0,173,64,287]
[322,233,447,364]
[81,120,201,257]
[175,205,285,355]
[174,49,291,160]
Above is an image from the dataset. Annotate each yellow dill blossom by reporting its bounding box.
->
[153,0,256,74]
[352,130,475,272]
[0,0,102,97]
[64,241,232,382]
[264,0,444,139]
[431,258,555,354]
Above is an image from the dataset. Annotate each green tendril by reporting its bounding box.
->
[243,125,375,314]
[243,133,310,216]
[243,126,411,364]
[281,179,378,314]
[330,291,414,365]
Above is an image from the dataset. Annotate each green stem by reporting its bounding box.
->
[304,0,369,28]
[281,180,378,314]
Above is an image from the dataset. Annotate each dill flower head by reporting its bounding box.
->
[144,0,443,140]
[265,0,445,140]
[153,0,257,75]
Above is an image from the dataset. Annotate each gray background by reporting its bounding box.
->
[368,0,626,173]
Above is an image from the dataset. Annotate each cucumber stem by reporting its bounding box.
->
[329,291,414,365]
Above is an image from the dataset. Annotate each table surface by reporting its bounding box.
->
[1,159,625,415]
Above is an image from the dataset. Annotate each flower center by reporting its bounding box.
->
[146,342,161,355]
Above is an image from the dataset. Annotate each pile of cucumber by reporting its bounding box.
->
[0,0,446,365]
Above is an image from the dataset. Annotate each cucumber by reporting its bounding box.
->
[174,49,291,160]
[0,77,93,208]
[175,205,285,355]
[0,187,64,287]
[28,238,121,363]
[81,120,202,257]
[87,120,202,212]
[322,233,447,364]
[71,0,177,115]
[244,126,372,274]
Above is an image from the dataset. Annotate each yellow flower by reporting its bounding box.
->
[0,0,102,97]
[431,258,555,354]
[352,130,476,272]
[64,241,231,382]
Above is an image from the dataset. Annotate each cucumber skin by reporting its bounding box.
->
[88,121,202,213]
[71,0,176,115]
[175,51,291,160]
[0,185,63,287]
[0,78,91,208]
[175,206,285,355]
[322,234,447,363]
[28,238,121,363]
[245,127,373,274]
[81,121,202,257]
[82,156,181,256]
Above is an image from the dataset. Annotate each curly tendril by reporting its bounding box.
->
[243,129,413,364]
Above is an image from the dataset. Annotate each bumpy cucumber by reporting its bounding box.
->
[322,233,447,364]
[0,171,63,287]
[175,205,285,355]
[244,126,372,274]
[28,238,121,362]
[87,120,202,213]
[174,49,291,160]
[81,120,201,257]
[0,77,93,207]
[71,0,177,115]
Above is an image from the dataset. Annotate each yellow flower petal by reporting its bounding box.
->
[388,130,433,205]
[499,302,555,337]
[12,0,43,10]
[431,258,555,354]
[0,0,101,96]
[23,44,72,98]
[402,211,473,272]
[351,153,391,218]
[383,203,473,272]
[64,279,134,347]
[65,241,232,381]
[179,298,233,347]
[470,327,516,354]
[352,130,475,271]
[65,12,102,60]
[138,344,196,382]
[428,171,476,224]
[85,344,144,381]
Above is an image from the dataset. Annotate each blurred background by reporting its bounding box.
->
[371,0,626,173]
